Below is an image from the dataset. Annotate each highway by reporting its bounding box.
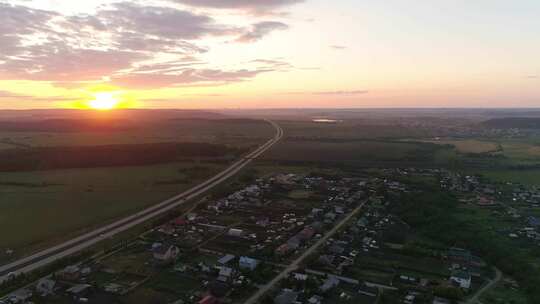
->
[0,120,283,283]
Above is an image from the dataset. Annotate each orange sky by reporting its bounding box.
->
[0,0,539,109]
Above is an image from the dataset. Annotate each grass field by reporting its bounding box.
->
[423,139,500,154]
[262,139,433,163]
[471,169,540,186]
[0,162,223,259]
[501,141,540,160]
[279,120,431,140]
[480,279,529,304]
[0,119,274,149]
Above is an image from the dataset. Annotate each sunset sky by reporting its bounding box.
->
[0,0,539,109]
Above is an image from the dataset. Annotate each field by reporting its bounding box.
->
[500,141,540,161]
[480,279,529,304]
[0,119,274,149]
[276,120,437,141]
[0,162,223,260]
[262,139,436,163]
[0,117,275,260]
[422,139,500,154]
[471,169,540,186]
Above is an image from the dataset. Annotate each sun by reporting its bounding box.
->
[88,92,119,110]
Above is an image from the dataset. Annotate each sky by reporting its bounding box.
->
[0,0,539,109]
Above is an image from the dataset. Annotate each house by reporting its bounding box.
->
[153,244,180,263]
[311,208,323,216]
[239,256,259,271]
[324,212,337,221]
[357,283,378,297]
[274,289,299,304]
[433,297,451,304]
[275,243,291,256]
[450,271,471,289]
[318,254,335,266]
[209,281,230,298]
[293,273,308,281]
[218,254,236,265]
[256,217,270,227]
[173,217,187,226]
[8,289,33,303]
[308,295,323,304]
[328,245,345,255]
[36,278,56,296]
[228,228,244,237]
[297,227,315,241]
[320,276,340,292]
[287,237,301,249]
[218,267,234,282]
[199,295,218,304]
[66,284,93,297]
[57,265,81,281]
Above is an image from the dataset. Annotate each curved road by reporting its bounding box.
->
[466,267,502,304]
[0,120,283,283]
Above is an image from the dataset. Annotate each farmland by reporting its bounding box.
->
[422,139,500,154]
[262,138,439,164]
[0,116,275,261]
[0,118,274,149]
[0,162,224,259]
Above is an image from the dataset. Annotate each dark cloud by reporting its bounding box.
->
[236,21,288,43]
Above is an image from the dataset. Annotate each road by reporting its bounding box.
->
[465,267,502,304]
[0,120,283,283]
[243,202,365,304]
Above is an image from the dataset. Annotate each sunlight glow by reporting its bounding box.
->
[88,92,119,110]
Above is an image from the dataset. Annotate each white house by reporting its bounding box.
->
[450,271,471,289]
[239,256,259,271]
[218,266,234,282]
[153,245,180,263]
[228,228,244,237]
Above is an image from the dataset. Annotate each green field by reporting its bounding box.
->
[0,162,223,259]
[480,279,529,304]
[0,119,274,149]
[423,139,500,154]
[262,139,436,163]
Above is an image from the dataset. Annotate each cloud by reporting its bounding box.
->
[100,2,241,40]
[170,0,304,13]
[330,45,347,50]
[0,42,148,82]
[0,2,294,90]
[0,3,58,56]
[250,58,293,70]
[525,75,538,79]
[283,90,369,96]
[111,68,274,89]
[236,21,288,43]
[313,90,369,96]
[0,90,77,102]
